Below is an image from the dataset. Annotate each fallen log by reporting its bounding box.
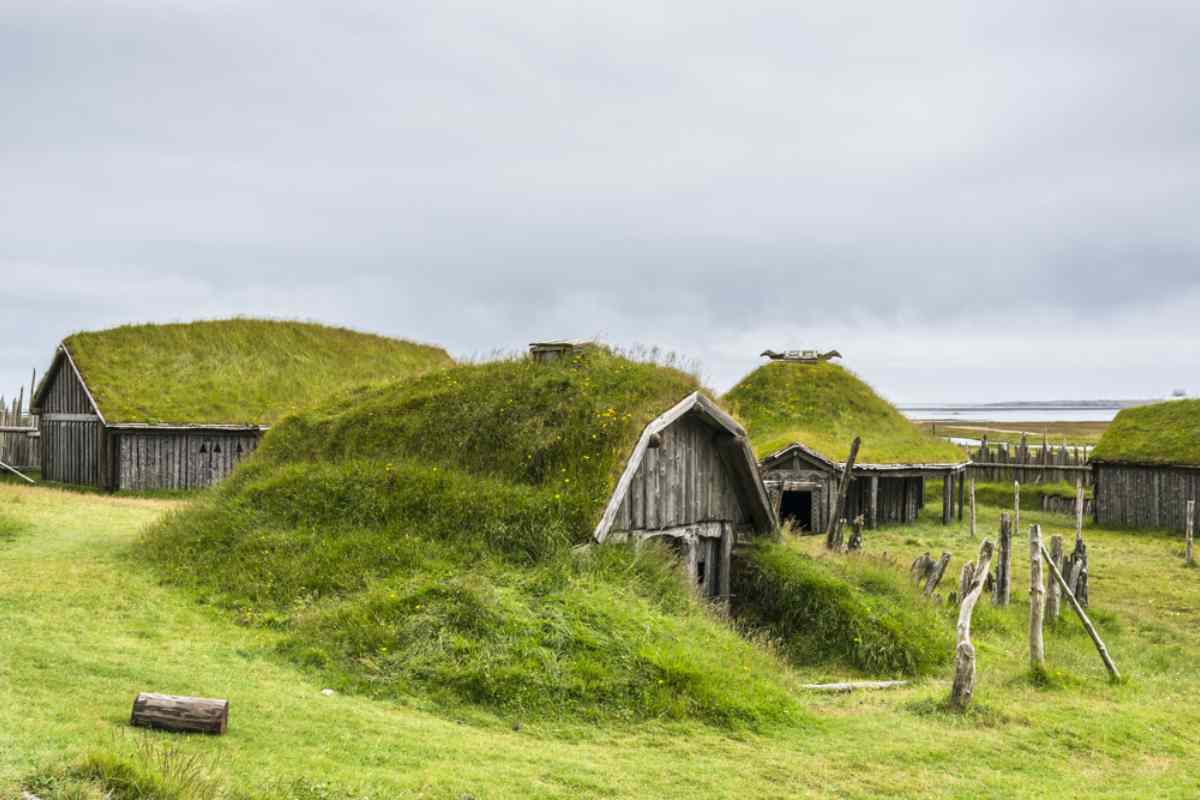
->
[130,692,229,735]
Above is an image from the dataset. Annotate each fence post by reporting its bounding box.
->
[1074,479,1085,549]
[1014,481,1021,541]
[969,479,977,538]
[1187,500,1195,567]
[1029,524,1045,670]
[993,513,1012,606]
[1047,535,1063,620]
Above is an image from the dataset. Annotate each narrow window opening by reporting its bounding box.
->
[199,442,208,454]
[696,559,706,585]
[214,443,222,454]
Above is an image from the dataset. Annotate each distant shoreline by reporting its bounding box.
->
[898,400,1153,412]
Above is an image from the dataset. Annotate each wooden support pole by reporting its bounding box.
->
[1047,535,1063,620]
[1029,524,1045,669]
[825,437,861,550]
[949,538,995,711]
[968,478,977,538]
[1013,481,1021,542]
[993,513,1012,606]
[1074,479,1084,549]
[942,473,953,525]
[130,692,229,734]
[1186,500,1194,567]
[1040,543,1121,681]
[868,476,879,531]
[958,469,965,522]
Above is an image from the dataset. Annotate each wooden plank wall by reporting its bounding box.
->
[116,431,260,491]
[844,476,923,525]
[39,363,94,414]
[611,414,748,532]
[0,400,39,469]
[41,419,101,485]
[1095,464,1200,532]
[967,437,1093,486]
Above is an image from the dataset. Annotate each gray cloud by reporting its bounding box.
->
[2,1,1199,403]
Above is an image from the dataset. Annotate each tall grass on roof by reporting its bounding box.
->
[142,348,807,727]
[62,318,453,425]
[1091,399,1200,466]
[724,361,965,465]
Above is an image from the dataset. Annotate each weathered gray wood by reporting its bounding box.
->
[130,692,229,734]
[1040,542,1121,681]
[1047,535,1063,620]
[825,437,861,549]
[968,478,977,538]
[992,513,1012,606]
[923,552,952,598]
[1074,479,1084,548]
[911,552,935,584]
[1013,481,1021,542]
[1029,524,1045,669]
[1187,500,1195,567]
[958,560,975,602]
[950,538,995,710]
[869,475,879,530]
[942,473,953,525]
[958,469,965,521]
[802,680,909,692]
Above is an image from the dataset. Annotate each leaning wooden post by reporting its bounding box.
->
[825,437,861,550]
[968,479,977,538]
[1046,535,1063,620]
[992,513,1012,606]
[1013,481,1021,542]
[923,552,952,598]
[1029,524,1045,670]
[1040,542,1121,681]
[949,538,995,710]
[1186,500,1195,567]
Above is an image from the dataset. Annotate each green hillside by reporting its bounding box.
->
[56,319,453,425]
[724,361,965,465]
[141,348,807,725]
[1091,399,1200,465]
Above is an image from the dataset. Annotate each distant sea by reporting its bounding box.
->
[898,403,1148,423]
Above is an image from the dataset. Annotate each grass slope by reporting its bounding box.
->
[723,361,965,464]
[61,319,453,425]
[6,485,1200,798]
[141,349,804,726]
[1091,399,1200,465]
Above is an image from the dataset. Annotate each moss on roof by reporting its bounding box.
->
[722,361,965,465]
[57,319,453,425]
[1091,400,1200,466]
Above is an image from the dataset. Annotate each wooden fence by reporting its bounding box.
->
[1,384,40,470]
[966,435,1093,487]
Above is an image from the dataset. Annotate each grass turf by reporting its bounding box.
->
[724,361,965,465]
[5,484,1200,798]
[1091,399,1200,465]
[56,319,453,425]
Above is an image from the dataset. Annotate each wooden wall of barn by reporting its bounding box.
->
[845,476,924,525]
[611,413,749,532]
[114,430,260,491]
[1094,464,1200,531]
[38,359,103,485]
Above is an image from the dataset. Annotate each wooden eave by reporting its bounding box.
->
[760,441,966,475]
[31,344,106,424]
[593,392,776,542]
[1090,459,1200,471]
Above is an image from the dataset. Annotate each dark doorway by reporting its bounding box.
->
[780,490,814,532]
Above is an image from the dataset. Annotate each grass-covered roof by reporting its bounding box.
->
[723,361,965,465]
[53,319,453,425]
[1091,400,1200,466]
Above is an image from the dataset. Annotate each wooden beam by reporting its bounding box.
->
[1041,542,1120,681]
[825,437,861,549]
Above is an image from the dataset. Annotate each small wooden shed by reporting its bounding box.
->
[31,320,453,491]
[592,392,777,599]
[1091,400,1200,530]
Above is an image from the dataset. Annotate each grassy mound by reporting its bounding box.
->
[723,361,964,465]
[142,349,804,727]
[59,319,453,425]
[732,539,953,676]
[1091,399,1200,465]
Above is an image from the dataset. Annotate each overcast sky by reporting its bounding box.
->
[3,1,1199,407]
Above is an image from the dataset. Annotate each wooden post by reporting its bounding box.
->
[1047,535,1063,620]
[1186,500,1194,567]
[942,472,953,525]
[992,513,1012,606]
[1013,481,1021,541]
[1029,524,1045,669]
[825,437,861,550]
[868,476,879,531]
[1074,479,1084,549]
[1040,543,1120,681]
[949,538,995,710]
[958,470,965,522]
[968,479,977,538]
[130,692,229,734]
[923,552,952,598]
[958,560,976,601]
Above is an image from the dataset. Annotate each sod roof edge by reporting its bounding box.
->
[1091,399,1200,467]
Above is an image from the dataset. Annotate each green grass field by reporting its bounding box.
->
[2,483,1199,798]
[917,420,1108,447]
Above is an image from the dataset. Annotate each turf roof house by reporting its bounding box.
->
[31,320,452,490]
[1090,399,1200,530]
[724,358,970,531]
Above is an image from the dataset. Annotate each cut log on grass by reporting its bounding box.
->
[1029,524,1045,669]
[950,538,995,711]
[802,680,910,693]
[1047,535,1063,620]
[1040,543,1120,682]
[992,513,1012,606]
[130,692,229,735]
[825,437,861,550]
[923,552,952,598]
